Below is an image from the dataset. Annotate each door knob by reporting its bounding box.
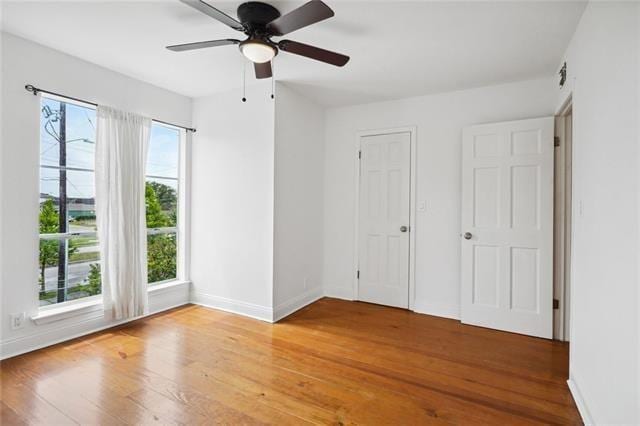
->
[463,232,472,240]
[400,226,408,232]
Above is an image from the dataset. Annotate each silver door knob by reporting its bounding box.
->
[400,226,408,232]
[463,232,472,240]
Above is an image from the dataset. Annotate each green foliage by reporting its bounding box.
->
[145,182,170,228]
[88,263,101,288]
[38,200,80,295]
[39,200,59,291]
[40,182,178,304]
[71,263,101,296]
[147,234,177,283]
[145,182,178,283]
[148,181,177,213]
[39,290,56,302]
[40,199,58,233]
[39,263,102,305]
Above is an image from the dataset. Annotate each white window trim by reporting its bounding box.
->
[31,279,191,325]
[38,95,100,309]
[36,96,191,317]
[38,128,186,309]
[32,296,103,325]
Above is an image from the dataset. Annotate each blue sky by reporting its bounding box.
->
[40,97,179,201]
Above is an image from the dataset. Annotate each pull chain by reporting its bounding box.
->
[242,60,247,103]
[270,59,275,99]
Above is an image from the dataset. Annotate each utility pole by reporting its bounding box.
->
[57,102,67,303]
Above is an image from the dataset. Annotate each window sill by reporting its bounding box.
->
[148,279,190,294]
[32,297,104,326]
[31,280,190,326]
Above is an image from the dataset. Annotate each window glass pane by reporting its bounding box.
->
[39,96,98,306]
[39,168,61,234]
[146,123,180,286]
[38,238,63,305]
[39,168,97,234]
[65,103,96,169]
[146,177,178,227]
[38,236,101,306]
[147,124,179,178]
[67,170,97,232]
[147,233,177,284]
[40,98,61,167]
[40,99,96,169]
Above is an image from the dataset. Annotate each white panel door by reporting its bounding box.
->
[358,132,411,308]
[461,117,554,338]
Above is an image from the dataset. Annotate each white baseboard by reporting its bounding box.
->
[567,377,593,425]
[324,285,355,301]
[2,281,469,360]
[274,287,323,322]
[1,282,190,360]
[190,291,273,323]
[412,300,460,320]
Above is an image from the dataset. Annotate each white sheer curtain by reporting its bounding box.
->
[95,106,151,319]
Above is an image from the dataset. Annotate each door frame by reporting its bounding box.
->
[554,95,573,341]
[353,126,417,309]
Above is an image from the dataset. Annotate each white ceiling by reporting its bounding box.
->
[2,1,586,106]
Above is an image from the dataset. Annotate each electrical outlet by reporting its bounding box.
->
[10,312,26,330]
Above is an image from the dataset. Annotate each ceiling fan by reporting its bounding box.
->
[167,0,350,79]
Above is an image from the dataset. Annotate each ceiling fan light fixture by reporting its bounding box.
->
[240,39,276,63]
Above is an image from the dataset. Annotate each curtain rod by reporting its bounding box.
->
[24,84,196,133]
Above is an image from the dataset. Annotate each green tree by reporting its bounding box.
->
[67,263,102,299]
[39,200,59,291]
[145,182,177,283]
[145,182,169,228]
[82,263,102,295]
[38,199,79,296]
[147,234,177,283]
[148,181,177,212]
[87,263,101,291]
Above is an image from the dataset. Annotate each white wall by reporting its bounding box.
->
[273,83,325,320]
[556,2,639,424]
[190,82,276,321]
[323,77,557,317]
[0,33,193,358]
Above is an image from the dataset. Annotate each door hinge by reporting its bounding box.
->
[554,136,560,147]
[357,270,360,279]
[553,298,560,309]
[358,150,361,159]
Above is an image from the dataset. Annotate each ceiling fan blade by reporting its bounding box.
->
[267,0,334,36]
[180,0,244,31]
[254,61,273,79]
[166,39,240,52]
[278,40,349,67]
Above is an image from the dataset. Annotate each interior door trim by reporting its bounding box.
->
[353,126,417,310]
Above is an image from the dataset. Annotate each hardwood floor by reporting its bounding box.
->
[1,298,581,425]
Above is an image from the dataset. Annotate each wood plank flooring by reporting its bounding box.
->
[0,298,581,425]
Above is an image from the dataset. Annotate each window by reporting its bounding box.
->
[38,95,183,307]
[146,124,181,285]
[39,96,100,306]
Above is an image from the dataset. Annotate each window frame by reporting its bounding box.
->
[37,94,187,311]
[38,95,101,309]
[145,121,183,286]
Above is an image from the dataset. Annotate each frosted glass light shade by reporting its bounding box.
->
[240,41,276,63]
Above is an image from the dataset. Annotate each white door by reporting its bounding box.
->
[358,132,411,308]
[461,117,554,338]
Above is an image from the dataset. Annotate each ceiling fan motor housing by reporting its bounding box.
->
[237,2,281,30]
